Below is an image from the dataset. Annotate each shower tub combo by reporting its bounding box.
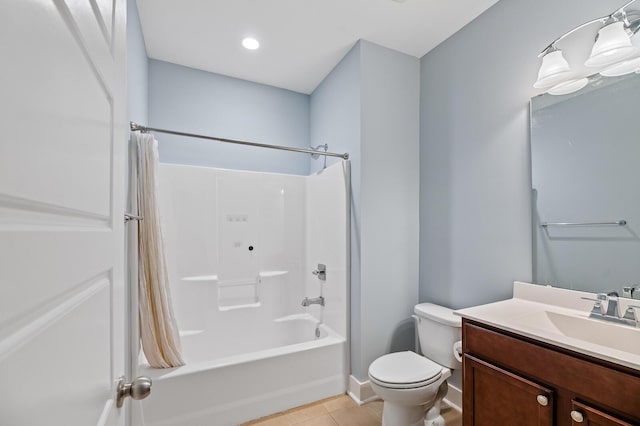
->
[139,162,349,425]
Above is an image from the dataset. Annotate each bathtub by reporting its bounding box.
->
[139,314,347,426]
[140,163,350,425]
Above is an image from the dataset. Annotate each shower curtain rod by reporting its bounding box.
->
[130,122,349,160]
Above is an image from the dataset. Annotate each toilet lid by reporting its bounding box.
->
[368,351,443,389]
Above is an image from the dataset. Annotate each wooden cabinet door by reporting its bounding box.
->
[570,401,635,426]
[464,354,554,426]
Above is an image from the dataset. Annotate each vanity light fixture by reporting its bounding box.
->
[546,78,589,95]
[242,37,260,50]
[533,49,572,89]
[600,56,640,76]
[585,21,636,67]
[534,0,640,95]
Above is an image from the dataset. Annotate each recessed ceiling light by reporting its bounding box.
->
[242,37,260,50]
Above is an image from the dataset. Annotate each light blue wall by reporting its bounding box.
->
[359,41,420,381]
[126,0,148,126]
[419,0,623,309]
[311,41,420,382]
[310,44,360,175]
[148,60,311,175]
[310,43,362,378]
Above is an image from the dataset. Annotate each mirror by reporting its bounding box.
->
[530,72,640,296]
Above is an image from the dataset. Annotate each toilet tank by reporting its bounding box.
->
[414,303,462,369]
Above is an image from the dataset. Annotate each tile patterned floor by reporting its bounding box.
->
[241,394,462,426]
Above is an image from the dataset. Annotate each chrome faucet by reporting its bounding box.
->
[302,296,325,307]
[604,291,620,317]
[582,292,640,327]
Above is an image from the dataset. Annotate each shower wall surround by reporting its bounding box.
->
[140,162,348,424]
[157,162,348,344]
[306,163,349,337]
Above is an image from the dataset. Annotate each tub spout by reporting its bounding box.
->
[302,296,325,307]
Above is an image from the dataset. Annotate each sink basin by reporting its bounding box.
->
[511,310,640,355]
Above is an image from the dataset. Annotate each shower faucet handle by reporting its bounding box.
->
[312,264,326,280]
[623,285,640,299]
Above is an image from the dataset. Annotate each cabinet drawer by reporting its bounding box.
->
[569,401,634,426]
[463,321,640,420]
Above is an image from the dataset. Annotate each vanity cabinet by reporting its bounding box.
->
[462,320,640,426]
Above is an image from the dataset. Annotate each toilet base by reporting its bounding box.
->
[381,402,426,426]
[380,381,449,426]
[424,381,448,426]
[424,416,445,426]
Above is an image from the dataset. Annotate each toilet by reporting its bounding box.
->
[368,303,462,426]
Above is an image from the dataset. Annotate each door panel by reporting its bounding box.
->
[0,0,126,425]
[0,1,114,216]
[2,279,111,424]
[464,354,554,426]
[0,231,113,327]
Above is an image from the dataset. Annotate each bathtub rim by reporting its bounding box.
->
[139,320,345,381]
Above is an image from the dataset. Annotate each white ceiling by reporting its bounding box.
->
[136,0,500,94]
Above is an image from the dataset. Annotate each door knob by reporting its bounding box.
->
[536,395,548,406]
[116,376,152,408]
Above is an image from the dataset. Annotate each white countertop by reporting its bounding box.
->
[455,281,640,371]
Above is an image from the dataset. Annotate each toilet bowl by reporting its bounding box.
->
[368,303,461,426]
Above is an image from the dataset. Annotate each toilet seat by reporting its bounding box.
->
[368,351,443,390]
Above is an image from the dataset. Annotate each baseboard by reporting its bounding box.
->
[347,375,380,405]
[348,374,462,415]
[443,383,462,413]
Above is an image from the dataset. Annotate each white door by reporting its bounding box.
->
[0,0,127,425]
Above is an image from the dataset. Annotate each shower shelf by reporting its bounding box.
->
[259,271,289,278]
[219,302,261,312]
[181,272,287,282]
[179,329,204,338]
[182,275,219,283]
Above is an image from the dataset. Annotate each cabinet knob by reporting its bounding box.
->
[570,410,584,423]
[536,395,548,406]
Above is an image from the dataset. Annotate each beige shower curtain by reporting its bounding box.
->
[134,132,185,368]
